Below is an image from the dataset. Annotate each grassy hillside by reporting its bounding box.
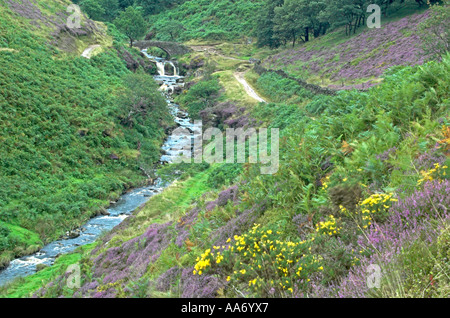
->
[0,0,171,267]
[149,0,264,42]
[2,0,113,54]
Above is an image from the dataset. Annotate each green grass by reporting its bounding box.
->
[3,223,42,247]
[243,70,269,99]
[0,222,43,268]
[213,42,282,61]
[213,70,258,106]
[131,169,213,227]
[246,70,314,105]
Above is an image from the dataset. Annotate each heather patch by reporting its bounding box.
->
[205,185,240,213]
[72,221,174,298]
[179,266,224,298]
[155,266,182,292]
[174,207,200,247]
[335,179,450,298]
[211,205,264,247]
[262,11,432,89]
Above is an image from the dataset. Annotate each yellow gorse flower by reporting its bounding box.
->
[315,215,341,236]
[193,224,325,294]
[356,192,397,229]
[417,163,447,186]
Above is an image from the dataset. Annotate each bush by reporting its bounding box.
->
[176,78,221,119]
[206,164,243,188]
[193,224,324,297]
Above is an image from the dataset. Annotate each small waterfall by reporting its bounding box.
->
[168,61,178,76]
[155,61,177,77]
[156,61,165,76]
[142,49,178,77]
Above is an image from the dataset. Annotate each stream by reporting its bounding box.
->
[0,51,198,287]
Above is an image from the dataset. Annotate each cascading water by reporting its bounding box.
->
[141,49,184,94]
[156,61,166,76]
[167,61,178,76]
[142,49,178,77]
[0,49,196,287]
[155,61,177,77]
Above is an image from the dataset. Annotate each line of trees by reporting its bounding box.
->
[255,0,441,48]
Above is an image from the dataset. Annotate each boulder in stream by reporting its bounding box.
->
[36,264,49,272]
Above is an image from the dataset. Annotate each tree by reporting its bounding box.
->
[255,0,285,48]
[80,0,119,21]
[119,71,167,127]
[118,0,135,10]
[322,0,371,36]
[273,0,312,47]
[158,19,184,41]
[136,0,164,15]
[101,0,120,21]
[301,0,329,38]
[135,0,181,15]
[114,6,147,48]
[80,0,106,21]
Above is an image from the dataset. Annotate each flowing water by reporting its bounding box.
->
[0,51,198,287]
